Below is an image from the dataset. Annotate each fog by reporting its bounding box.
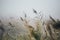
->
[0,0,60,19]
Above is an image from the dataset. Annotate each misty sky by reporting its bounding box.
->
[0,0,60,19]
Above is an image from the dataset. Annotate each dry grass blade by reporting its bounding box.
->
[49,16,56,22]
[53,20,60,29]
[9,22,14,27]
[33,9,37,14]
[20,17,23,21]
[25,13,27,18]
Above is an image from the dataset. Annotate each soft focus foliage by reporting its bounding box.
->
[0,9,60,40]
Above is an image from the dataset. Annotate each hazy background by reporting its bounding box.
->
[0,0,60,19]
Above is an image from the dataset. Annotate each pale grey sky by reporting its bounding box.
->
[0,0,60,19]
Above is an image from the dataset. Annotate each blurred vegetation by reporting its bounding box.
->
[0,9,60,40]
